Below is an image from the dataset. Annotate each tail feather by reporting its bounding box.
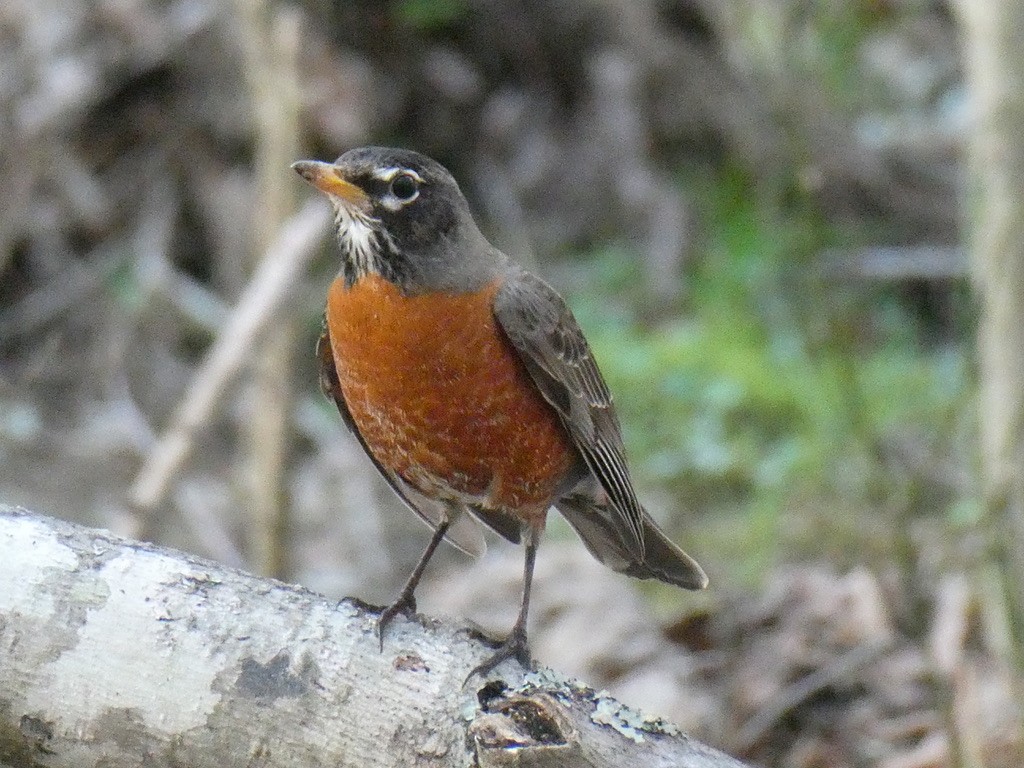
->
[556,494,707,590]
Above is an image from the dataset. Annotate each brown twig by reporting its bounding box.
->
[232,0,303,578]
[732,640,889,753]
[928,574,985,768]
[127,200,330,516]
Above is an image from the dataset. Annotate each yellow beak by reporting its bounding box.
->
[291,160,370,210]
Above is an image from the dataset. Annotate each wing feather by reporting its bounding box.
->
[493,272,646,556]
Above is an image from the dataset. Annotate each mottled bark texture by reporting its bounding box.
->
[0,506,746,768]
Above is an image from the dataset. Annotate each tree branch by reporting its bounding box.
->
[126,200,329,516]
[0,505,747,767]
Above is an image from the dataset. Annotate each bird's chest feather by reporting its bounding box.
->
[325,273,572,511]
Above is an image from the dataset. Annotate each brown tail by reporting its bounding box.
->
[556,493,708,590]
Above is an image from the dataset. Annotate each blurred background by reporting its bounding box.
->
[2,0,1022,765]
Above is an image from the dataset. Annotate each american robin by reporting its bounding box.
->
[293,147,707,678]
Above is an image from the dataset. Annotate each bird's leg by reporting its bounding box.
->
[465,525,540,682]
[377,519,450,650]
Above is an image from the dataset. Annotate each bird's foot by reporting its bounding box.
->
[464,624,531,685]
[375,591,417,651]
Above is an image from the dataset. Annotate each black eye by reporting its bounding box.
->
[390,173,419,201]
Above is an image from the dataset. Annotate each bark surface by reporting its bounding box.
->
[0,505,746,768]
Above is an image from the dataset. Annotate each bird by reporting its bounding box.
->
[292,146,707,679]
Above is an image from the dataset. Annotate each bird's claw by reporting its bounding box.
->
[375,592,417,651]
[464,625,531,685]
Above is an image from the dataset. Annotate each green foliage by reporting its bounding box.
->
[565,166,972,585]
[803,3,882,109]
[734,2,891,113]
[392,0,470,31]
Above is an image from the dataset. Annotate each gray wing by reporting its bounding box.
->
[494,272,707,590]
[557,481,708,589]
[493,271,647,556]
[317,321,486,557]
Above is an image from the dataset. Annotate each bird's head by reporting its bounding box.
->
[293,147,502,293]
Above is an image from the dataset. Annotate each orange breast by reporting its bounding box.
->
[326,273,574,518]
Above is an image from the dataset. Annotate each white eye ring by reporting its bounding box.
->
[389,173,419,202]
